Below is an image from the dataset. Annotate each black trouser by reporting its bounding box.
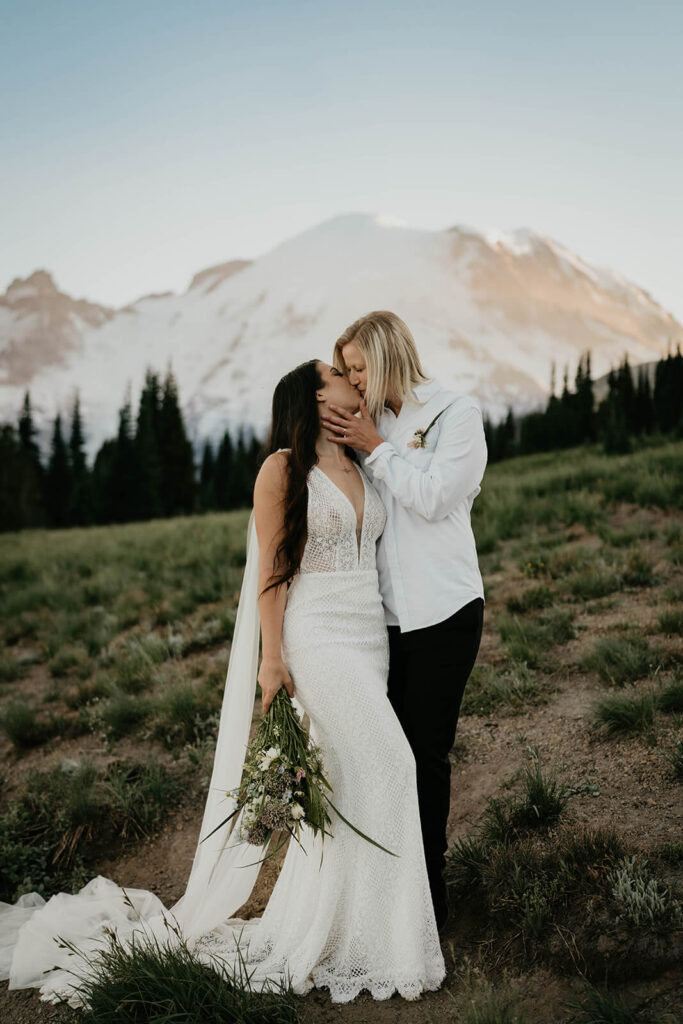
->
[387,597,484,923]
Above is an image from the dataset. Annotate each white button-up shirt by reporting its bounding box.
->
[361,378,487,633]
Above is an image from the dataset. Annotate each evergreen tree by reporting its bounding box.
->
[112,394,139,521]
[68,395,91,524]
[199,441,216,510]
[158,371,195,516]
[45,414,72,527]
[91,438,117,524]
[16,391,45,526]
[616,355,637,430]
[214,430,234,509]
[654,345,683,434]
[574,351,596,442]
[634,366,654,435]
[134,370,162,519]
[0,425,22,531]
[598,369,631,454]
[232,428,255,507]
[494,408,516,461]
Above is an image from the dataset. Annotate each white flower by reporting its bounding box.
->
[290,802,305,820]
[258,746,280,771]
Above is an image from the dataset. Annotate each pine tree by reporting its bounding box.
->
[634,366,654,435]
[158,371,195,516]
[68,395,91,524]
[16,391,45,526]
[214,430,234,509]
[599,369,631,454]
[45,414,72,527]
[494,409,516,461]
[616,355,637,430]
[0,425,22,531]
[199,441,216,510]
[575,351,596,442]
[654,345,683,434]
[112,393,139,522]
[134,370,162,520]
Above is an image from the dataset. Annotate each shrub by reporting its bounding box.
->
[462,662,543,716]
[152,681,221,749]
[581,634,661,686]
[608,855,682,928]
[657,606,683,636]
[64,925,303,1024]
[658,675,683,713]
[565,985,638,1024]
[621,550,656,587]
[0,699,58,749]
[49,644,93,680]
[0,759,184,902]
[97,690,153,740]
[0,653,31,683]
[506,584,554,614]
[568,568,622,600]
[593,690,657,734]
[666,737,683,779]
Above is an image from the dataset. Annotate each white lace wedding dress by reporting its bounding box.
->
[0,462,445,1005]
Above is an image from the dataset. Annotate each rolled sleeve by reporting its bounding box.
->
[364,440,394,466]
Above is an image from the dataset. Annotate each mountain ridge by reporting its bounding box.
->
[1,214,680,456]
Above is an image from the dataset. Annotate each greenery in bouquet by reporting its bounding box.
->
[203,688,395,861]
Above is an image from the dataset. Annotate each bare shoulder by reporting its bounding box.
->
[254,450,289,496]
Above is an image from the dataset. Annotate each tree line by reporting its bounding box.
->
[483,347,683,463]
[0,370,262,533]
[1,349,680,532]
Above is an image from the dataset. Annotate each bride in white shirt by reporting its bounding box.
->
[322,310,487,932]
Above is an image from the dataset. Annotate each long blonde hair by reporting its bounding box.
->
[333,311,428,421]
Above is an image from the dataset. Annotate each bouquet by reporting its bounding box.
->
[203,688,396,862]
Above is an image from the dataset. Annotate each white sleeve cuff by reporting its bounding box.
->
[364,440,394,466]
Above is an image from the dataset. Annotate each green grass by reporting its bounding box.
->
[152,679,221,749]
[49,643,93,679]
[456,978,525,1024]
[462,662,544,716]
[666,737,683,779]
[0,511,250,659]
[65,925,303,1024]
[0,759,184,902]
[471,441,683,550]
[505,584,555,614]
[565,984,638,1024]
[657,605,683,636]
[581,634,662,686]
[0,699,59,749]
[593,690,657,734]
[0,652,32,682]
[658,675,683,713]
[496,608,575,669]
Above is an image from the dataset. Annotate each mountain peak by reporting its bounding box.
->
[5,269,59,302]
[188,259,252,294]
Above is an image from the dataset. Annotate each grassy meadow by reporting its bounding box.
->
[0,439,681,1024]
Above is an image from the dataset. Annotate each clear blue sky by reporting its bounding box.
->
[2,0,682,319]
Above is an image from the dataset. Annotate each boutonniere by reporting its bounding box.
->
[407,405,452,449]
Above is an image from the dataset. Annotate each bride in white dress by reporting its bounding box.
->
[0,359,445,1006]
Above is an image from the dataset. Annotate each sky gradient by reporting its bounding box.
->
[2,0,682,320]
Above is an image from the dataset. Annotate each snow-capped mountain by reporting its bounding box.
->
[1,214,680,456]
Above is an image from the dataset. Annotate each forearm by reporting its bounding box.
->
[257,579,288,662]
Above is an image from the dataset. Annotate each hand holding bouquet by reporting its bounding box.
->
[203,688,396,861]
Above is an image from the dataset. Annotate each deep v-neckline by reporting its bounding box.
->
[312,464,367,557]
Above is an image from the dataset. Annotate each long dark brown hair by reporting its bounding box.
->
[262,359,323,593]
